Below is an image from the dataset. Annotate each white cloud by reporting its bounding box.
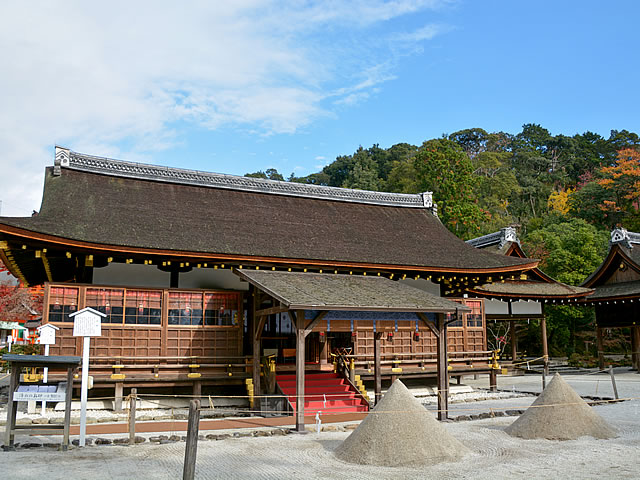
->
[314,156,326,161]
[0,0,451,216]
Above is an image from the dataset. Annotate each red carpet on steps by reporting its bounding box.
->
[276,372,369,415]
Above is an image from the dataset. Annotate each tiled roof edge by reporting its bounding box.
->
[53,146,434,209]
[611,227,640,248]
[467,227,519,249]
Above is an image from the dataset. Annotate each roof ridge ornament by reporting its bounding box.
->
[53,146,70,176]
[55,147,435,209]
[611,227,640,248]
[421,192,438,218]
[500,226,519,247]
[466,226,519,249]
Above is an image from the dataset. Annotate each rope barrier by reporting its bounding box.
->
[509,356,546,367]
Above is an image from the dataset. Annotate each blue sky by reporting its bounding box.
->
[1,1,638,216]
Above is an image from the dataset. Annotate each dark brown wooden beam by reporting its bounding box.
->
[295,309,306,432]
[596,326,605,371]
[510,320,517,361]
[374,332,383,404]
[436,313,449,420]
[631,326,640,371]
[255,305,288,317]
[540,315,549,376]
[417,312,439,338]
[303,311,327,338]
[251,286,261,404]
[254,315,268,342]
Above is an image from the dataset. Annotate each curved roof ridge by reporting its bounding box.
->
[54,146,434,209]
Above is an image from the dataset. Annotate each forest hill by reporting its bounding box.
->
[245,124,640,359]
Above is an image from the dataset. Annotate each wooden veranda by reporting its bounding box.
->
[237,269,470,430]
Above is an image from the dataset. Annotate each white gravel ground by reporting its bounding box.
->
[2,371,639,479]
[3,399,639,480]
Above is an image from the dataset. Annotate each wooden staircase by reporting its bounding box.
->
[276,372,369,415]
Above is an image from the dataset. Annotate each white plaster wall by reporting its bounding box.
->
[179,268,249,291]
[484,298,542,316]
[93,263,170,287]
[92,263,249,291]
[398,278,441,296]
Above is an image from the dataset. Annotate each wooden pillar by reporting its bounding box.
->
[192,380,202,400]
[170,269,179,288]
[114,382,124,412]
[295,309,306,432]
[596,326,605,371]
[540,315,549,376]
[129,388,137,445]
[251,286,261,407]
[319,335,328,365]
[183,399,201,480]
[510,320,517,361]
[63,366,74,450]
[4,363,20,448]
[632,326,640,372]
[374,332,382,405]
[436,313,449,421]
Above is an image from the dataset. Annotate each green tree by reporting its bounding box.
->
[522,218,609,355]
[245,168,285,181]
[413,138,487,238]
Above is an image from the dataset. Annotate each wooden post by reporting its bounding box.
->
[129,388,137,445]
[510,320,517,361]
[4,363,20,448]
[609,365,619,400]
[170,269,179,289]
[192,380,202,400]
[63,366,74,451]
[251,286,261,408]
[632,326,640,372]
[596,326,605,371]
[436,313,449,421]
[183,399,201,480]
[114,382,124,412]
[349,357,355,384]
[540,316,549,376]
[374,332,382,405]
[295,309,306,432]
[489,368,497,392]
[319,335,329,365]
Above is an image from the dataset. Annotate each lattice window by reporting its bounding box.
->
[168,292,204,325]
[125,290,162,325]
[86,288,124,324]
[204,293,238,326]
[466,300,483,328]
[48,287,79,322]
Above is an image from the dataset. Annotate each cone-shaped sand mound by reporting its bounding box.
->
[505,373,616,440]
[335,380,468,467]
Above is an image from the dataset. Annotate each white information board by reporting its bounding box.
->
[37,324,59,345]
[71,310,103,337]
[68,307,105,447]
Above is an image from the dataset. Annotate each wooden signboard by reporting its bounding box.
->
[71,308,103,337]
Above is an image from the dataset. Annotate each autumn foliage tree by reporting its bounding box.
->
[0,260,43,323]
[597,148,640,229]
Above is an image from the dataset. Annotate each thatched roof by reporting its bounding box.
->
[0,149,535,286]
